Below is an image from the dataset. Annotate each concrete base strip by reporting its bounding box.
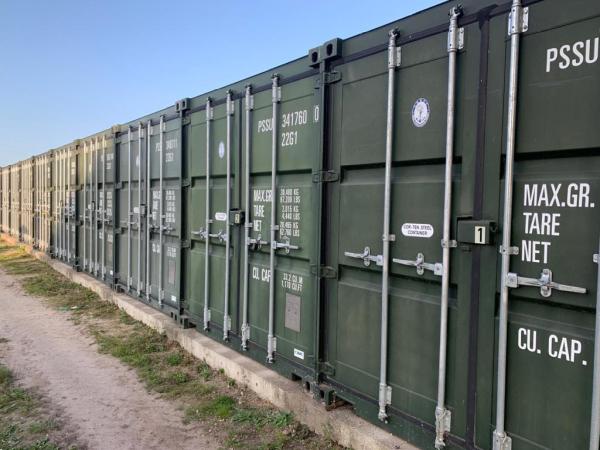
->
[1,234,416,450]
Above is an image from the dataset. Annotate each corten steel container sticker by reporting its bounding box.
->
[2,1,600,449]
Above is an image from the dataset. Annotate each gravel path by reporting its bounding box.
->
[0,269,219,450]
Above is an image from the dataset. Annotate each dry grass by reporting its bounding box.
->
[0,240,344,450]
[0,362,77,450]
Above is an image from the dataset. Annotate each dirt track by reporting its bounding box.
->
[0,269,219,450]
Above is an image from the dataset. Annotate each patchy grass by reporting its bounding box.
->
[0,362,71,450]
[0,239,344,450]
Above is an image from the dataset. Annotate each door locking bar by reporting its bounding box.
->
[208,229,227,243]
[505,268,586,298]
[393,253,443,276]
[191,228,208,240]
[344,246,383,267]
[247,234,268,250]
[272,235,299,254]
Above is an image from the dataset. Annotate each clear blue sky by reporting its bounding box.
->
[0,0,440,166]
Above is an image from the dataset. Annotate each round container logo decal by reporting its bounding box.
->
[411,98,430,128]
[218,141,225,159]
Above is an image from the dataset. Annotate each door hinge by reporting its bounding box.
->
[311,265,337,279]
[319,362,336,376]
[180,240,190,249]
[316,71,342,88]
[312,170,339,183]
[508,5,529,35]
[181,179,190,187]
[493,431,512,450]
[324,71,341,84]
[181,116,191,126]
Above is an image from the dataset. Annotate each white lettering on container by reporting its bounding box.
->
[546,36,599,72]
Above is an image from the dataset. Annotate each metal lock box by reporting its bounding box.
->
[457,219,496,245]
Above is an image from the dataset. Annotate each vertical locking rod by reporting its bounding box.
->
[127,127,132,290]
[66,148,71,262]
[83,142,87,270]
[267,75,280,363]
[59,150,63,258]
[146,120,152,301]
[378,29,399,423]
[223,91,234,340]
[158,116,165,305]
[494,2,525,449]
[137,124,143,294]
[55,154,59,256]
[62,150,65,258]
[40,159,43,248]
[39,159,42,248]
[58,150,63,259]
[65,150,69,259]
[590,238,600,450]
[102,136,106,279]
[94,138,99,276]
[89,141,93,274]
[241,85,252,350]
[45,157,47,249]
[203,98,213,330]
[86,139,94,273]
[435,7,461,448]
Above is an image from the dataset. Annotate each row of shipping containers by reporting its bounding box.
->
[1,0,599,448]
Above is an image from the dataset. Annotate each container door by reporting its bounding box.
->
[28,162,33,245]
[79,146,89,270]
[117,127,144,292]
[242,75,321,374]
[21,163,28,244]
[1,169,6,234]
[146,117,183,313]
[100,135,115,282]
[22,162,29,244]
[32,161,38,247]
[67,147,78,265]
[45,157,52,253]
[11,167,18,238]
[84,142,94,274]
[187,105,213,327]
[82,140,99,275]
[187,96,241,337]
[323,17,484,448]
[489,3,600,449]
[0,171,3,235]
[49,157,58,253]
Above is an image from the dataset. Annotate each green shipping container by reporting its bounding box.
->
[1,0,600,449]
[9,163,20,239]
